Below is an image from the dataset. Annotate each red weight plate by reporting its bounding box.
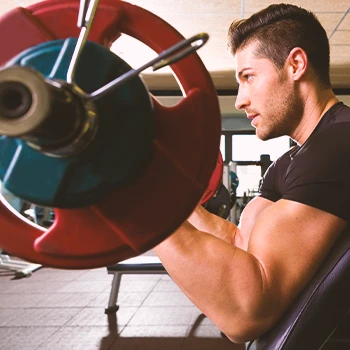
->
[200,151,224,205]
[0,7,55,67]
[0,0,123,66]
[0,0,221,268]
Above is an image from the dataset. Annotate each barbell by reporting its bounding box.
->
[0,0,222,269]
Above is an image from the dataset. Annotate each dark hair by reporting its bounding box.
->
[227,4,331,88]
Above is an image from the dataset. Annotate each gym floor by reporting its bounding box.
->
[0,250,244,350]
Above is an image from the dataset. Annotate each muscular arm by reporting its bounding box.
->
[154,197,347,343]
[187,196,272,247]
[186,205,238,244]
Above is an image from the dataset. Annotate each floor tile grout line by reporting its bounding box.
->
[119,274,163,331]
[106,324,127,350]
[32,326,66,350]
[103,275,163,347]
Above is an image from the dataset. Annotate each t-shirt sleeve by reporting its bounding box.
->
[259,161,281,202]
[283,123,350,221]
[259,149,294,202]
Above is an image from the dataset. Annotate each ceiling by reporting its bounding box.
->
[121,0,350,91]
[1,0,349,102]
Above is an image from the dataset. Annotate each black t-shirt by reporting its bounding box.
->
[259,101,350,221]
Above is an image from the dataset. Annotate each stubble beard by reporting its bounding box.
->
[256,82,302,141]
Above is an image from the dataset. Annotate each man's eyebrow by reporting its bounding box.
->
[236,67,253,83]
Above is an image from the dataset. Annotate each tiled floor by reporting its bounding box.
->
[0,253,245,350]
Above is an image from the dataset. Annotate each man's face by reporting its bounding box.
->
[234,41,302,141]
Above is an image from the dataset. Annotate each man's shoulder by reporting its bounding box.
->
[321,101,350,126]
[309,120,350,147]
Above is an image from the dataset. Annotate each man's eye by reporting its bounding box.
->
[245,75,252,81]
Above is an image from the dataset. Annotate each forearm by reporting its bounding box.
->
[154,222,272,343]
[188,205,238,244]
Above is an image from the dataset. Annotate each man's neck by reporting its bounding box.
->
[291,89,339,145]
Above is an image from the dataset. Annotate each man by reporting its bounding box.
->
[154,3,350,343]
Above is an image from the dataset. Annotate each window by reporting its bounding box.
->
[232,135,290,161]
[220,134,225,160]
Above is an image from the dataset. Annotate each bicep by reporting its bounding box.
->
[235,196,274,250]
[248,199,347,313]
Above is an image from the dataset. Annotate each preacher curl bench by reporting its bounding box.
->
[247,228,350,350]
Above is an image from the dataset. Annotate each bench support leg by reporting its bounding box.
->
[105,272,121,314]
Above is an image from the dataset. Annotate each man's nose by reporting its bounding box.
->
[235,88,249,111]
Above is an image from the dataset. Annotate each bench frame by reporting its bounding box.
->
[105,256,167,314]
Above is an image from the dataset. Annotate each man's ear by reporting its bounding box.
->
[286,47,308,81]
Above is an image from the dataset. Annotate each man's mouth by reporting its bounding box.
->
[247,113,258,120]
